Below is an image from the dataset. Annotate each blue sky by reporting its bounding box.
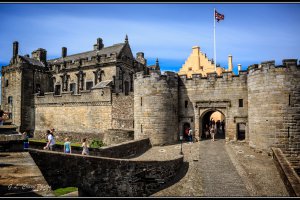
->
[0,3,299,74]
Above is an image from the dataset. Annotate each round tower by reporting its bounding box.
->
[247,59,300,154]
[134,71,179,145]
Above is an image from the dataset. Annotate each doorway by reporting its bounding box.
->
[201,110,225,140]
[237,123,246,140]
[182,123,190,141]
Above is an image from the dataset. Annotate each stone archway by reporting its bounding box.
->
[200,109,226,140]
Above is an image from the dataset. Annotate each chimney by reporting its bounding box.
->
[228,54,233,71]
[62,47,67,58]
[31,48,47,64]
[94,38,104,50]
[238,64,241,71]
[13,41,19,58]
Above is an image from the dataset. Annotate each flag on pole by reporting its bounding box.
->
[215,10,224,22]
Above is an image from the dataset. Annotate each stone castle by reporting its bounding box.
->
[1,37,300,161]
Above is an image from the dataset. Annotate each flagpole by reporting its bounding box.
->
[214,8,216,72]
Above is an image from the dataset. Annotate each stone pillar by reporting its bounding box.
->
[194,106,200,141]
[228,54,233,71]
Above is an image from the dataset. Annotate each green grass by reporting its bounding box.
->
[53,187,78,196]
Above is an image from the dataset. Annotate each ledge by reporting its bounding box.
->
[271,147,300,196]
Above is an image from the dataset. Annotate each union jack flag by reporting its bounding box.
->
[215,10,224,22]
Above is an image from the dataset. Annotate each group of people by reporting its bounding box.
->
[204,119,225,141]
[43,128,89,155]
[184,127,193,144]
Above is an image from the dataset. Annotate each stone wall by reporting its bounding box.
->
[111,92,134,130]
[248,60,300,154]
[34,87,113,139]
[134,72,179,145]
[28,143,183,197]
[179,71,248,141]
[28,138,151,158]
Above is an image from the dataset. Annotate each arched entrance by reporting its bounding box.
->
[201,110,225,140]
[182,122,190,141]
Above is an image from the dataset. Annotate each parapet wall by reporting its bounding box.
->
[134,72,179,145]
[247,59,300,155]
[28,141,183,197]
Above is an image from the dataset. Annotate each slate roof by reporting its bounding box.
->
[92,80,112,89]
[20,56,45,67]
[47,43,125,64]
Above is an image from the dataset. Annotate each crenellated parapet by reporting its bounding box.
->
[34,87,112,107]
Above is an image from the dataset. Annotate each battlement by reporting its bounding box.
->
[179,70,248,83]
[48,53,119,72]
[135,71,178,81]
[34,86,112,106]
[247,59,299,74]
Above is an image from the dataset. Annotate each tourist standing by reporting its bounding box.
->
[64,137,72,154]
[82,138,89,155]
[188,128,193,144]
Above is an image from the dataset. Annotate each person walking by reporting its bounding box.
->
[44,130,56,151]
[210,125,216,141]
[82,138,89,155]
[64,137,72,154]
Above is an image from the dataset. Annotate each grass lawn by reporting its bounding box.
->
[53,187,78,196]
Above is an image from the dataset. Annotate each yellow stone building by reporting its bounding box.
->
[178,46,226,77]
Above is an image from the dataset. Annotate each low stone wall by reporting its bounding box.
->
[28,148,183,197]
[272,147,300,196]
[28,138,151,159]
[103,129,134,146]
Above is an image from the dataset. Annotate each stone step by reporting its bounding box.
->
[3,119,13,125]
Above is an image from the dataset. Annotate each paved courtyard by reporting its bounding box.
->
[134,139,289,197]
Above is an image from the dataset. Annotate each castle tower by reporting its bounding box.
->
[134,71,178,145]
[247,59,300,154]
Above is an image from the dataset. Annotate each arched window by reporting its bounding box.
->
[8,96,13,105]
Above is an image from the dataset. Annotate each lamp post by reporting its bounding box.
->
[179,135,183,155]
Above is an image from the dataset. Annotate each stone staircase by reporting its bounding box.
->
[0,119,24,152]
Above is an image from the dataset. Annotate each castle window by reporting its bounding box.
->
[70,83,76,94]
[86,81,93,90]
[185,101,188,108]
[8,96,13,105]
[141,124,143,133]
[5,79,8,87]
[141,97,143,106]
[55,85,61,95]
[239,99,243,107]
[289,94,291,106]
